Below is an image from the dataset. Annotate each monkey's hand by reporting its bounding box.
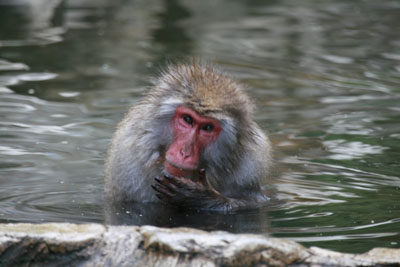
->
[152,170,232,210]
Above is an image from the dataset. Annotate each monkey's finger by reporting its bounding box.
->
[164,174,185,186]
[154,177,168,189]
[155,176,173,187]
[154,177,176,191]
[151,183,175,197]
[155,193,165,200]
[155,176,180,192]
[165,174,196,188]
[151,183,163,193]
[154,176,164,184]
[164,174,177,181]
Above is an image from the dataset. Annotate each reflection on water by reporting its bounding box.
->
[0,0,399,253]
[105,202,272,234]
[323,140,387,160]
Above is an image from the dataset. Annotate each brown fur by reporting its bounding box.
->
[105,62,271,210]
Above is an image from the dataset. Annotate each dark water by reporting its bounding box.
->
[1,0,399,253]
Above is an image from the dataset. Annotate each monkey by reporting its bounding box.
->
[104,63,272,211]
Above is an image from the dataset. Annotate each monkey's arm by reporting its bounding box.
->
[151,170,267,211]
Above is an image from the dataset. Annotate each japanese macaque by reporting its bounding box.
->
[105,63,271,211]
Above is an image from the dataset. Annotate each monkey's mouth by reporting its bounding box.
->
[164,161,196,178]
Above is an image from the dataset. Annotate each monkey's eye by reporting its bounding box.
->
[183,115,193,125]
[202,124,214,132]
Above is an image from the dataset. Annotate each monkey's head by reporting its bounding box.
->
[147,63,257,180]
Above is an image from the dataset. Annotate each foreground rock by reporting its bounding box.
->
[0,223,399,266]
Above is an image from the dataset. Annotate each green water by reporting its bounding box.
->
[0,0,399,253]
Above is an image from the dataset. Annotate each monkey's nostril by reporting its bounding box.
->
[180,147,192,158]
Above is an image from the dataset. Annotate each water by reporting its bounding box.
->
[0,0,399,253]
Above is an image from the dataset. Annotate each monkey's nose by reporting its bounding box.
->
[180,146,192,158]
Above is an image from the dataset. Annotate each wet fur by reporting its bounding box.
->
[105,63,271,208]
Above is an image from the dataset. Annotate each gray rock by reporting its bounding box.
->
[0,223,399,266]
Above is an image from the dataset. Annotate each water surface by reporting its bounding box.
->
[0,0,399,253]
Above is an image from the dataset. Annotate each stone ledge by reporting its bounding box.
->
[0,223,399,266]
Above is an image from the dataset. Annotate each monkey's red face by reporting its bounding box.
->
[165,106,221,177]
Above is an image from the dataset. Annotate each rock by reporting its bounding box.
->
[0,223,104,266]
[140,226,308,266]
[0,223,399,266]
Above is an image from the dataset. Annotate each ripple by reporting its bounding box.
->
[323,140,387,160]
[0,190,102,224]
[1,122,68,135]
[0,87,13,93]
[381,53,400,61]
[0,59,29,71]
[291,232,397,242]
[0,145,45,156]
[320,55,354,64]
[0,101,36,112]
[320,94,387,104]
[18,72,58,82]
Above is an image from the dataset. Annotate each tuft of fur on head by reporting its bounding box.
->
[150,62,255,123]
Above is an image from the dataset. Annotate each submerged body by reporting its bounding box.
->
[105,63,271,211]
